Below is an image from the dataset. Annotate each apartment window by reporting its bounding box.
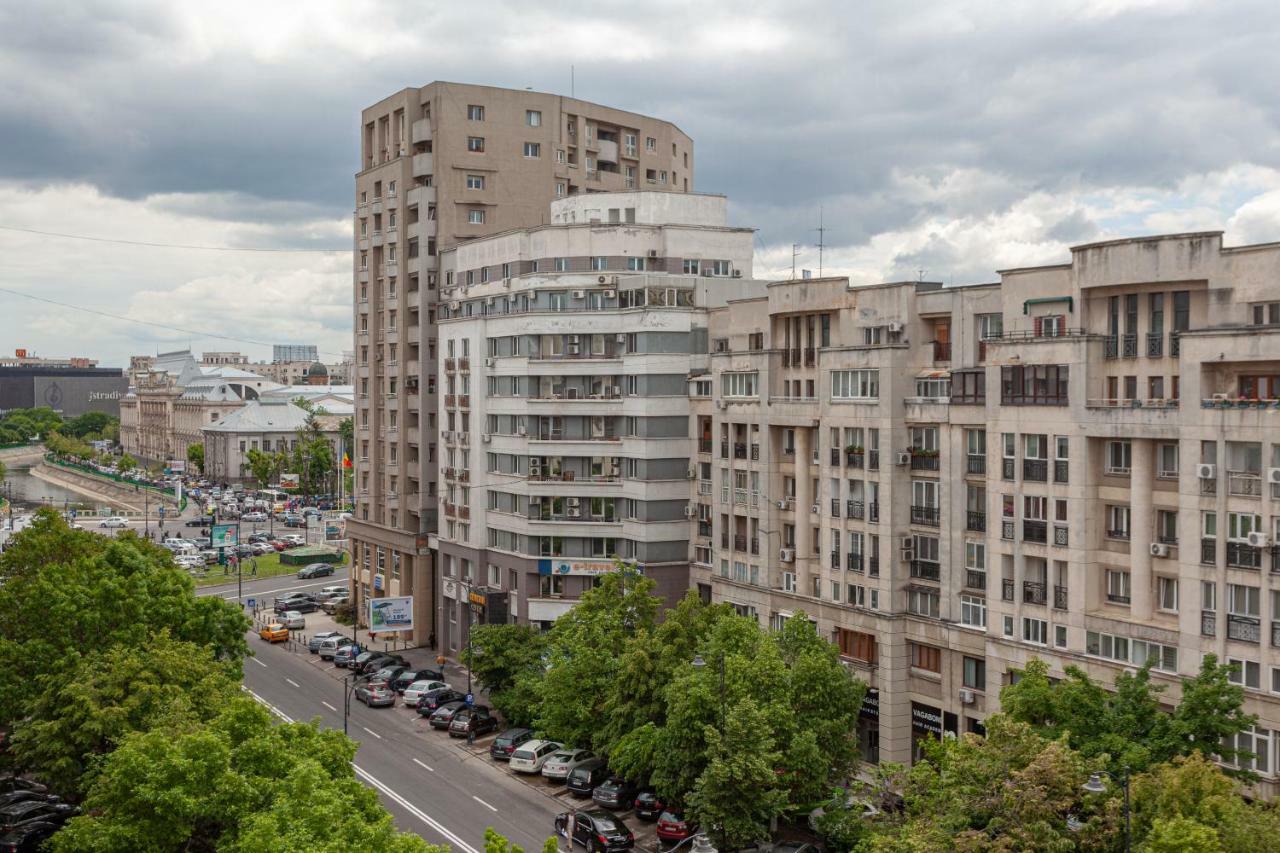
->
[1023,617,1048,645]
[553,257,569,272]
[1002,615,1014,637]
[1156,509,1178,544]
[831,369,879,400]
[467,136,485,152]
[555,182,566,198]
[960,594,987,629]
[837,629,877,664]
[910,642,941,673]
[707,260,731,277]
[467,104,484,121]
[1251,302,1280,326]
[523,142,541,158]
[1228,658,1262,690]
[1105,440,1132,475]
[645,136,656,151]
[1106,569,1132,603]
[466,209,485,225]
[539,574,564,597]
[627,257,646,272]
[1055,625,1068,648]
[863,326,885,345]
[721,372,759,398]
[591,257,608,271]
[907,587,940,618]
[962,656,986,691]
[1000,364,1069,405]
[526,109,542,127]
[1228,512,1262,541]
[466,174,485,190]
[1157,443,1178,478]
[682,259,699,275]
[1157,576,1179,612]
[1228,583,1261,617]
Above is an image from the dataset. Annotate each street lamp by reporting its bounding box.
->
[692,653,728,853]
[1081,767,1131,852]
[342,671,366,736]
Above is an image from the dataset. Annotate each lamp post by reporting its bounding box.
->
[342,672,363,736]
[692,653,727,853]
[1082,766,1131,852]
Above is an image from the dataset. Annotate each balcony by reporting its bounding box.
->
[845,449,865,468]
[1023,581,1047,605]
[1054,460,1069,483]
[910,452,940,471]
[1228,472,1263,497]
[412,152,433,178]
[406,185,436,209]
[1002,579,1014,601]
[966,455,986,475]
[1001,520,1015,540]
[1228,614,1261,643]
[868,450,880,470]
[1226,541,1262,570]
[1201,538,1217,565]
[1023,459,1047,482]
[966,510,986,532]
[847,552,864,573]
[1053,525,1069,547]
[458,357,470,372]
[1202,611,1216,637]
[1146,332,1164,357]
[1053,585,1069,610]
[932,341,951,363]
[1023,519,1047,544]
[698,439,712,454]
[1002,458,1015,480]
[411,118,432,143]
[1122,333,1138,358]
[964,569,986,590]
[910,505,940,527]
[909,560,941,582]
[846,500,865,520]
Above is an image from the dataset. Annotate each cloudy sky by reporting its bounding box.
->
[3,0,1280,365]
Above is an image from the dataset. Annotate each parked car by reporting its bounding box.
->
[184,517,208,528]
[308,631,347,654]
[401,680,450,705]
[281,534,305,546]
[0,801,78,830]
[283,514,306,527]
[315,584,348,602]
[98,517,128,528]
[320,595,349,614]
[274,593,318,614]
[333,644,363,667]
[490,727,534,761]
[241,512,268,523]
[449,707,500,738]
[250,542,275,556]
[390,668,441,693]
[258,623,288,643]
[278,611,305,630]
[353,682,396,708]
[415,688,465,714]
[566,758,611,797]
[350,650,381,671]
[429,701,482,730]
[189,536,212,549]
[359,654,408,676]
[0,819,60,852]
[807,791,881,832]
[297,562,335,579]
[592,777,639,810]
[367,665,408,687]
[632,791,665,821]
[233,544,255,558]
[555,809,635,853]
[246,532,271,544]
[655,810,697,843]
[0,793,58,810]
[509,739,563,773]
[542,748,596,781]
[0,776,48,795]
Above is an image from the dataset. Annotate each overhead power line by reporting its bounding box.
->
[0,224,350,253]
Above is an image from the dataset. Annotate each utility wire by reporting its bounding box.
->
[0,224,350,253]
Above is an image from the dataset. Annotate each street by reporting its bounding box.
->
[198,571,569,852]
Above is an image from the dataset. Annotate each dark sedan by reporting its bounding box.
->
[0,801,77,830]
[490,727,534,761]
[427,700,471,729]
[184,518,208,528]
[415,688,465,715]
[391,668,445,694]
[592,777,639,809]
[297,563,335,579]
[633,791,665,821]
[555,809,635,853]
[448,708,499,738]
[0,820,60,852]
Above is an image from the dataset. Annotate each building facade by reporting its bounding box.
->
[348,81,694,647]
[203,399,344,484]
[692,231,1280,790]
[430,191,761,650]
[274,344,319,363]
[0,366,127,419]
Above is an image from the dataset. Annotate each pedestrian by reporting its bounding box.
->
[251,557,258,577]
[468,727,476,746]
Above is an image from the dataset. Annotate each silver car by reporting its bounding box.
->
[332,644,362,666]
[279,611,305,630]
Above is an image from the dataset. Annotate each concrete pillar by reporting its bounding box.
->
[1129,438,1154,620]
[795,426,814,594]
[877,623,912,764]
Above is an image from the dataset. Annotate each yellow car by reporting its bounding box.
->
[259,622,289,643]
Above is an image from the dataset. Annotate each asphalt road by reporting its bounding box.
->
[199,571,572,852]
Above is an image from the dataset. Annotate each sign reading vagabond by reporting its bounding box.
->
[369,595,414,633]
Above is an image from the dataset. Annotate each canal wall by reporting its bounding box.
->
[28,462,179,512]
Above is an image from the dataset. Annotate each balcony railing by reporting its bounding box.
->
[830,551,841,570]
[750,444,760,461]
[1053,585,1069,610]
[1023,519,1047,543]
[1103,336,1118,359]
[910,453,940,471]
[698,439,712,454]
[734,443,747,459]
[867,502,880,523]
[1054,460,1069,483]
[1023,581,1047,605]
[1001,520,1015,540]
[847,552,864,573]
[846,450,865,468]
[1228,614,1261,643]
[967,454,986,475]
[720,441,729,459]
[910,560,941,582]
[867,450,880,470]
[733,535,747,552]
[868,556,880,577]
[1201,611,1216,637]
[1122,333,1138,358]
[965,569,986,590]
[1053,525,1069,547]
[1146,332,1164,357]
[846,500,865,520]
[1106,591,1131,605]
[831,499,841,518]
[1171,334,1181,357]
[1228,472,1263,497]
[933,341,951,362]
[1107,528,1131,541]
[1202,538,1217,565]
[967,510,986,532]
[1001,578,1014,601]
[831,448,841,466]
[1226,541,1262,570]
[910,505,940,526]
[1023,459,1047,482]
[1002,458,1015,480]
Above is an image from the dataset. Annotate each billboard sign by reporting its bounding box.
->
[368,596,414,633]
[280,473,300,489]
[166,459,186,475]
[211,523,238,549]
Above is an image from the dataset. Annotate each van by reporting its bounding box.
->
[566,758,610,797]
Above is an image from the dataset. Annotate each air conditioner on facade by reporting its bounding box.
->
[609,386,621,396]
[616,333,626,343]
[567,507,582,519]
[684,505,698,518]
[605,289,616,298]
[597,276,608,284]
[1268,468,1280,485]
[896,451,912,466]
[687,467,698,479]
[567,344,581,355]
[779,548,795,563]
[888,321,904,333]
[1248,531,1271,548]
[810,504,820,515]
[568,334,580,344]
[777,500,788,510]
[717,399,728,410]
[481,433,491,443]
[573,290,586,299]
[529,465,541,477]
[958,688,975,704]
[1149,542,1170,558]
[900,535,915,551]
[441,431,452,442]
[567,497,580,507]
[648,249,658,258]
[485,357,495,367]
[1196,463,1216,479]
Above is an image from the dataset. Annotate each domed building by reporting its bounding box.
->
[304,361,329,385]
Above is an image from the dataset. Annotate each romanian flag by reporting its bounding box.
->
[342,453,352,469]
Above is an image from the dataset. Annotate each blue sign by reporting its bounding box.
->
[246,598,256,608]
[373,574,384,591]
[465,693,474,707]
[158,506,166,517]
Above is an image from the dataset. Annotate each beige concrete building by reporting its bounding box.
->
[203,398,345,485]
[693,231,1280,789]
[348,81,694,647]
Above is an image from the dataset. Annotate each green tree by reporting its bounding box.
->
[65,412,114,439]
[687,697,787,850]
[0,459,6,483]
[11,632,240,795]
[462,624,547,727]
[0,511,250,730]
[484,826,526,853]
[1139,816,1221,853]
[186,442,205,475]
[115,452,137,474]
[245,447,284,489]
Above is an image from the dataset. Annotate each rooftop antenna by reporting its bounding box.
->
[813,207,826,277]
[917,268,927,283]
[791,243,800,280]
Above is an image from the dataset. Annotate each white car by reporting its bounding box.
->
[281,534,305,546]
[99,516,129,528]
[250,542,275,555]
[242,512,268,522]
[541,748,596,781]
[509,739,563,774]
[401,680,450,706]
[279,610,305,630]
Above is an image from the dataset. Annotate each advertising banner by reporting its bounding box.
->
[279,473,300,488]
[369,595,414,632]
[166,460,186,474]
[211,523,238,549]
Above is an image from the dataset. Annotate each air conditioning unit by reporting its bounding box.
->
[810,504,820,515]
[529,466,541,477]
[900,535,915,551]
[609,385,621,396]
[502,278,512,289]
[684,505,698,518]
[687,467,698,479]
[573,290,586,299]
[896,451,912,466]
[481,433,492,443]
[568,334,580,344]
[485,357,495,367]
[1149,542,1170,558]
[449,301,461,310]
[732,269,742,278]
[779,548,795,563]
[776,500,789,510]
[598,275,608,284]
[958,688,975,704]
[1212,393,1230,402]
[567,344,581,355]
[887,321,904,333]
[615,333,626,343]
[1268,468,1280,485]
[717,399,728,410]
[1196,463,1216,479]
[1247,531,1271,548]
[610,275,620,285]
[486,296,496,306]
[441,430,452,442]
[567,507,582,519]
[604,289,616,298]
[566,497,580,507]
[648,249,658,258]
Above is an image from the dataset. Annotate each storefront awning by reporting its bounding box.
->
[1023,296,1074,314]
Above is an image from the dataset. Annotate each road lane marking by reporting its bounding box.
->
[362,726,383,740]
[322,701,338,712]
[413,758,435,772]
[286,678,300,688]
[473,795,498,812]
[251,657,267,668]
